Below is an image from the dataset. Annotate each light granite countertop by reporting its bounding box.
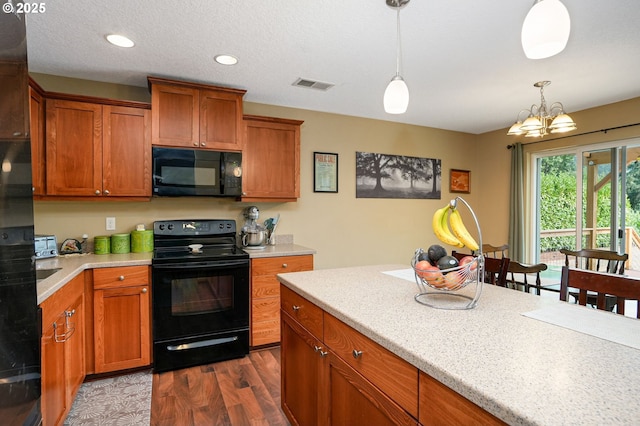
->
[243,243,316,259]
[36,252,153,305]
[277,264,640,426]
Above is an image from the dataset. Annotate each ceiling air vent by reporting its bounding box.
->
[292,78,334,91]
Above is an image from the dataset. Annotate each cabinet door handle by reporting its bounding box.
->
[352,350,363,359]
[282,263,288,268]
[95,190,101,195]
[319,350,328,357]
[119,275,125,281]
[142,287,148,293]
[201,142,206,147]
[292,305,300,311]
[314,345,322,352]
[104,189,110,195]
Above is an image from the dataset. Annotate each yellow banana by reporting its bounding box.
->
[432,205,463,247]
[448,208,479,251]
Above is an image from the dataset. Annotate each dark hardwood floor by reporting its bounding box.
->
[151,347,290,426]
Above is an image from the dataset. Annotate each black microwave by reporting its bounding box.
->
[152,147,242,197]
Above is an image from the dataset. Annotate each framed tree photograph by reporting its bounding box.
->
[450,169,470,193]
[314,152,338,193]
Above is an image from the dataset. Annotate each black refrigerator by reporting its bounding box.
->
[0,6,42,426]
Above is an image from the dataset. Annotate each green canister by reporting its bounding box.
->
[131,230,154,253]
[94,236,111,255]
[111,233,131,254]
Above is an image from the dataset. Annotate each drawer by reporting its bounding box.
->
[280,285,323,339]
[93,266,149,290]
[324,313,419,418]
[251,318,281,346]
[419,372,506,425]
[251,275,280,298]
[252,255,313,276]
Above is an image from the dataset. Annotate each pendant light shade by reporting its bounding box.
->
[383,0,410,114]
[384,76,409,114]
[521,0,571,59]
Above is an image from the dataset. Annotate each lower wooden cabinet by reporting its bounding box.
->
[251,255,313,347]
[93,266,151,373]
[280,285,506,426]
[40,272,85,426]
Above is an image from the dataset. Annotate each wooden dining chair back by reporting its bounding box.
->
[507,261,548,295]
[452,251,510,287]
[560,266,640,318]
[560,248,628,275]
[481,243,509,259]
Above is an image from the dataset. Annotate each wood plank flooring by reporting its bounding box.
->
[150,347,290,426]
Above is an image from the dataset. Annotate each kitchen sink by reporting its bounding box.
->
[36,268,61,281]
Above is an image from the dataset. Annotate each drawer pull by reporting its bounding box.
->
[352,349,363,359]
[118,275,125,281]
[319,350,328,358]
[282,263,288,268]
[314,345,322,352]
[142,287,148,293]
[292,305,301,311]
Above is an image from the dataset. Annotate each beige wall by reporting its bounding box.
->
[32,73,640,269]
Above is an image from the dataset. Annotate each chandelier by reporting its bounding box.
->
[383,0,410,114]
[507,81,577,137]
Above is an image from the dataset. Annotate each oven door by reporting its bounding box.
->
[151,258,249,372]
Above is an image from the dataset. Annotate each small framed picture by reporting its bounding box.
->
[314,152,338,193]
[450,169,470,193]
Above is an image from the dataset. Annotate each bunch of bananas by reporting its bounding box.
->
[431,203,479,251]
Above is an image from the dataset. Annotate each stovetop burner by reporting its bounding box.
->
[152,219,248,264]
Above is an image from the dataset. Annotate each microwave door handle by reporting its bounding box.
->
[153,260,249,270]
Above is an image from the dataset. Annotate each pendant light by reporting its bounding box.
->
[521,0,571,59]
[383,0,410,114]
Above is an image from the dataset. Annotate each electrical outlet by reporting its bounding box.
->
[106,217,116,231]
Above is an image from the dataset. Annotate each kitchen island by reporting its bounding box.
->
[277,264,640,425]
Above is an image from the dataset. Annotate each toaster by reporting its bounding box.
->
[35,235,58,259]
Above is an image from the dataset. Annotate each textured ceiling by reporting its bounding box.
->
[24,0,640,134]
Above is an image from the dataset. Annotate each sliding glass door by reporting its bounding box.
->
[532,139,640,275]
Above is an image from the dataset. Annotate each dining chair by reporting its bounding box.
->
[560,266,640,318]
[481,243,509,259]
[507,261,548,295]
[560,248,628,275]
[452,251,510,287]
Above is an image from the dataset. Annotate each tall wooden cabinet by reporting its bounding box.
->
[242,115,303,202]
[251,255,313,347]
[149,76,246,150]
[45,97,151,199]
[93,266,151,373]
[29,81,46,195]
[41,272,85,426]
[0,61,29,139]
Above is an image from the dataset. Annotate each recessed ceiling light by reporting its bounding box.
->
[214,54,238,65]
[106,34,135,48]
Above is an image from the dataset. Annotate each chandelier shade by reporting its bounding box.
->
[521,0,571,59]
[507,81,576,138]
[383,0,410,114]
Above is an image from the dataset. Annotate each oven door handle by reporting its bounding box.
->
[153,260,249,269]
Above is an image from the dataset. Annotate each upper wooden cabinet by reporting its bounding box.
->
[29,81,46,195]
[242,115,303,202]
[148,76,246,151]
[0,61,29,139]
[44,96,151,199]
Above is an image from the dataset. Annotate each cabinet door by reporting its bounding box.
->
[326,351,417,426]
[94,284,151,373]
[103,105,151,196]
[151,83,199,147]
[0,61,29,139]
[242,116,302,201]
[45,99,102,195]
[29,85,45,195]
[65,294,85,408]
[41,320,66,426]
[199,88,244,150]
[281,311,326,426]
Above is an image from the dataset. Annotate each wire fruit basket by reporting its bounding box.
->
[411,197,484,310]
